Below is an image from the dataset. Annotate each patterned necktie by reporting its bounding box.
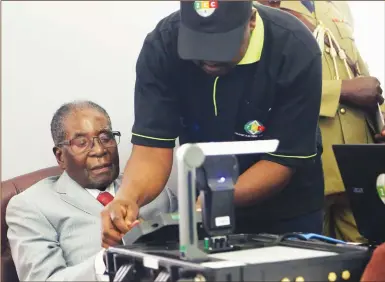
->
[97,191,114,206]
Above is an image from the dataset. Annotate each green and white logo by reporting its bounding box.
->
[193,1,217,18]
[244,120,265,136]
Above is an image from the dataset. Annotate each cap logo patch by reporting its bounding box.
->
[194,1,218,18]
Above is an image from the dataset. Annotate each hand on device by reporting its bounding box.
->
[101,198,140,248]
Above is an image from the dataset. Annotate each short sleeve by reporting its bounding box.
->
[261,54,322,167]
[131,29,180,148]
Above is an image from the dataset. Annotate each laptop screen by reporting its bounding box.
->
[333,144,385,244]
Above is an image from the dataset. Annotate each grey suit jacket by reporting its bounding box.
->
[6,171,177,281]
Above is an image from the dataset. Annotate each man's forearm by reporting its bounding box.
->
[116,146,173,207]
[233,160,295,206]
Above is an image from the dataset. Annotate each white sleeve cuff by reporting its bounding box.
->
[95,249,108,282]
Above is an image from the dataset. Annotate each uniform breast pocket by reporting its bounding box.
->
[234,104,269,141]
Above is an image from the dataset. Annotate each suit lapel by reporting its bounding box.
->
[55,171,103,216]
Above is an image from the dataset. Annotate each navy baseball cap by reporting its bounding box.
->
[178,1,253,62]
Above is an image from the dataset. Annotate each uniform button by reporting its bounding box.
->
[281,278,290,282]
[340,108,346,114]
[295,277,305,282]
[342,270,351,280]
[328,272,337,282]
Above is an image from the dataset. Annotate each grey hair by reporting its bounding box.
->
[50,100,112,146]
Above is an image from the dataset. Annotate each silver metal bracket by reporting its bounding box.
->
[176,140,279,261]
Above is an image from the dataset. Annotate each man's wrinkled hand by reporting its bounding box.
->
[101,198,139,248]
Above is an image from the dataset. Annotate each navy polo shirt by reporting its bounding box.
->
[132,5,324,226]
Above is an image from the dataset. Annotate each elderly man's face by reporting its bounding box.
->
[54,108,120,190]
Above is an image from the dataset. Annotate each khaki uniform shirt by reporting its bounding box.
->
[280,1,375,195]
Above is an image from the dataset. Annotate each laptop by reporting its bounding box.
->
[333,144,385,244]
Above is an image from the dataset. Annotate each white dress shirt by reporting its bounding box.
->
[85,183,116,282]
[85,182,116,199]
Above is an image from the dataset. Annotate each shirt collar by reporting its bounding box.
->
[238,10,265,65]
[85,182,115,199]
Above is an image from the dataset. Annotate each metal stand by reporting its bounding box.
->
[177,144,208,262]
[176,140,279,261]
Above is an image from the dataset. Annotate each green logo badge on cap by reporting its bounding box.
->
[194,1,218,18]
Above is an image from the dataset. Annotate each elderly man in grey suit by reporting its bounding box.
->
[6,100,177,281]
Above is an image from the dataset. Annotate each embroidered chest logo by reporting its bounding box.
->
[244,120,265,136]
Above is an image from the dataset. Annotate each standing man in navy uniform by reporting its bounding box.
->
[101,1,324,247]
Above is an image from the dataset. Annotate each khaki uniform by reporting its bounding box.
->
[278,1,376,242]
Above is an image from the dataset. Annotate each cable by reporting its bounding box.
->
[255,232,346,246]
[267,233,308,246]
[252,233,310,247]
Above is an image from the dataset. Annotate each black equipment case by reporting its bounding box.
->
[106,213,371,282]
